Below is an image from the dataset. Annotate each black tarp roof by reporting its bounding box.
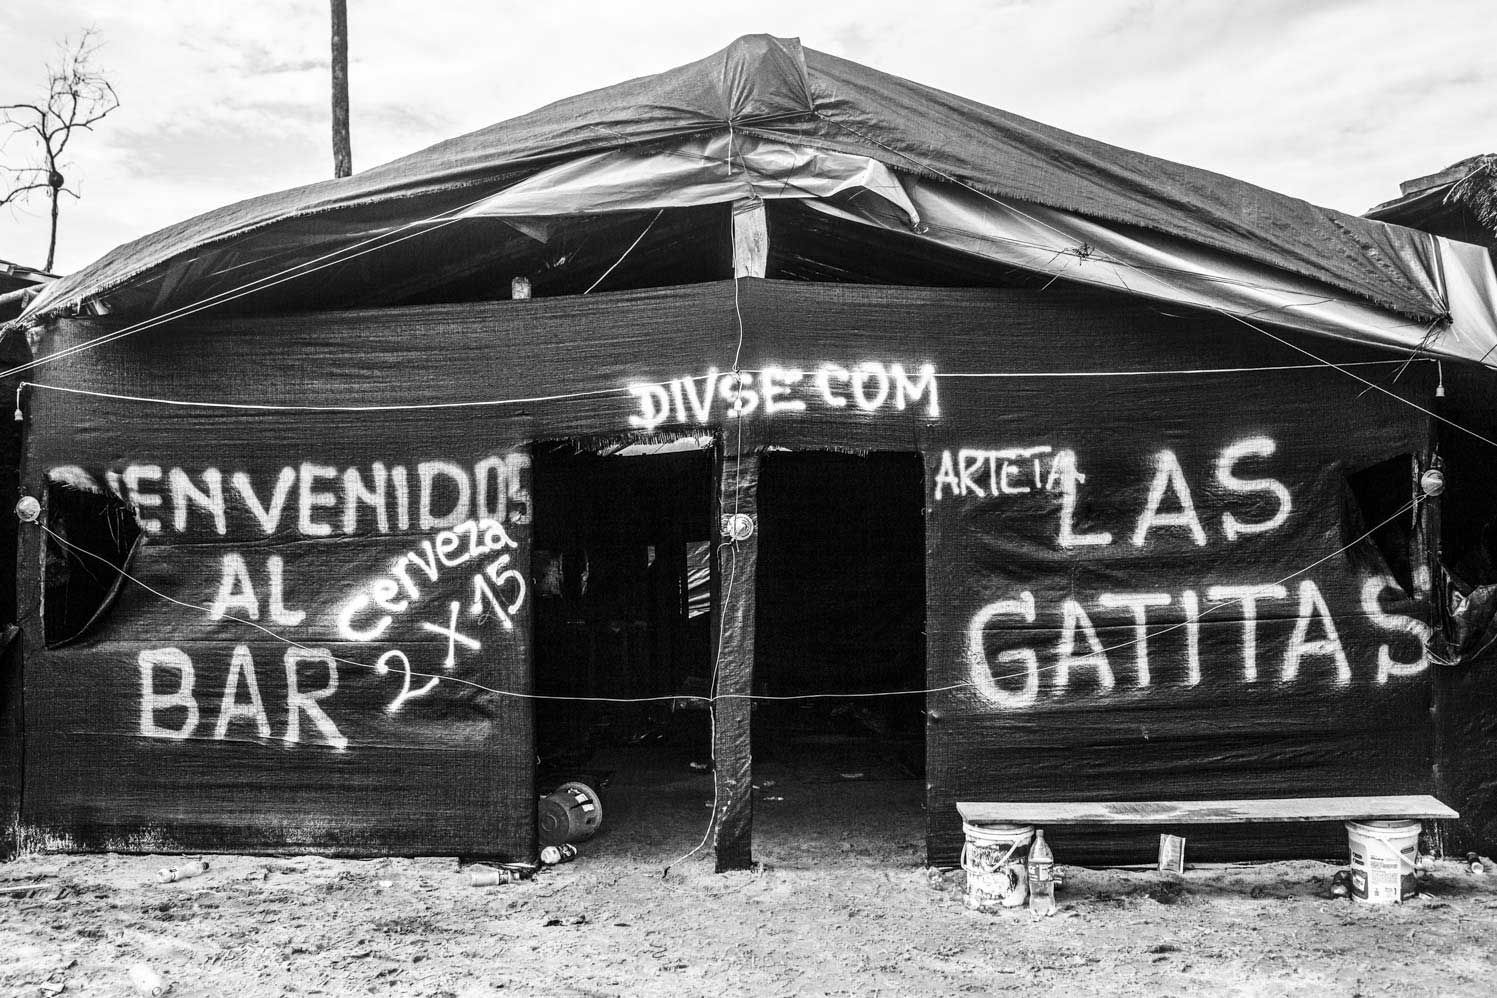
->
[20,35,1447,325]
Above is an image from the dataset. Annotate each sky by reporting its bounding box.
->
[2,0,1495,275]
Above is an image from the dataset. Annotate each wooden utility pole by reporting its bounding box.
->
[330,0,351,178]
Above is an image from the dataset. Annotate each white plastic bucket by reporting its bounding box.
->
[1345,820,1420,904]
[961,822,1033,912]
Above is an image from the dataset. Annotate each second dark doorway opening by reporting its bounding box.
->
[753,450,927,858]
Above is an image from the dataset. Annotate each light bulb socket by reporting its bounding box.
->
[721,512,756,542]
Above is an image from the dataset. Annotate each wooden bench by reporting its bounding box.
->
[957,795,1459,828]
[956,796,1460,901]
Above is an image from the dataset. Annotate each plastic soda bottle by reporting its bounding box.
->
[1028,829,1056,916]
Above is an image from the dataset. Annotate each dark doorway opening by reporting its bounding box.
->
[753,451,927,862]
[530,442,717,858]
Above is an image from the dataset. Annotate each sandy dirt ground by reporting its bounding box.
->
[4,777,1495,998]
[3,742,1494,998]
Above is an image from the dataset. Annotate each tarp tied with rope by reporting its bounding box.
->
[11,36,1497,366]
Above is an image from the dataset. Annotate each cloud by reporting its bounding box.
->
[240,53,326,77]
[1,0,1494,272]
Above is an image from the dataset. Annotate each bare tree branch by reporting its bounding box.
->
[1,27,118,270]
[0,181,50,207]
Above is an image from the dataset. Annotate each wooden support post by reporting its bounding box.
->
[711,448,758,871]
[0,625,20,861]
[732,198,768,279]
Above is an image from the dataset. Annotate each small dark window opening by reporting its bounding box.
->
[1345,454,1414,595]
[44,480,141,647]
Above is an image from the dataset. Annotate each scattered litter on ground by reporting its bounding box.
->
[1330,869,1352,898]
[540,844,577,866]
[3,844,1493,995]
[467,868,522,887]
[157,860,208,884]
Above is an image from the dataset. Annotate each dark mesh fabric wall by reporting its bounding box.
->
[14,281,1441,860]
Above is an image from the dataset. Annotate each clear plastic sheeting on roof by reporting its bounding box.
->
[808,176,1497,367]
[455,132,918,228]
